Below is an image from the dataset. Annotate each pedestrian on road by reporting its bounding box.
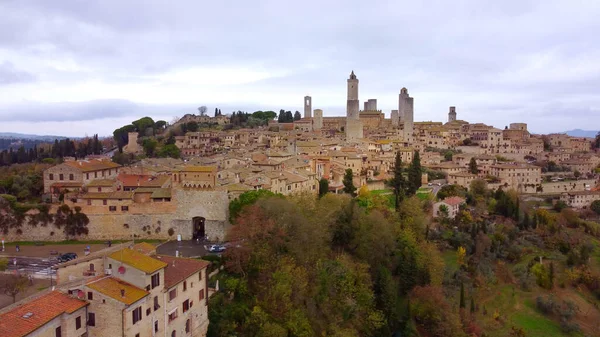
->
[16,245,20,252]
[13,258,17,266]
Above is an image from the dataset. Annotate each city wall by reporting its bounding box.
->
[2,190,230,242]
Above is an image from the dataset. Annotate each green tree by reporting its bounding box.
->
[142,138,158,157]
[343,169,356,196]
[590,200,600,215]
[470,297,475,314]
[469,157,478,174]
[294,111,301,121]
[229,190,277,222]
[0,258,7,271]
[186,121,199,132]
[387,151,406,209]
[407,151,422,195]
[318,178,329,198]
[459,282,466,309]
[158,144,180,159]
[154,120,167,130]
[549,262,554,288]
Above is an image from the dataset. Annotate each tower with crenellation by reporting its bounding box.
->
[346,71,363,140]
[399,87,414,143]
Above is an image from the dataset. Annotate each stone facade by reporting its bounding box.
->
[313,109,323,130]
[391,110,399,127]
[399,88,414,143]
[123,132,141,154]
[448,106,457,123]
[304,96,312,119]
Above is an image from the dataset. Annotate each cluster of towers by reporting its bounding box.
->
[301,71,457,143]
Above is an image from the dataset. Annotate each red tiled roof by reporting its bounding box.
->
[155,255,210,289]
[117,173,152,187]
[442,196,466,206]
[0,291,88,337]
[63,159,121,172]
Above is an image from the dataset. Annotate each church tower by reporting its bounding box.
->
[399,87,414,143]
[448,106,457,123]
[346,71,363,140]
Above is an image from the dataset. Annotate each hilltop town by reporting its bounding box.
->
[1,71,600,337]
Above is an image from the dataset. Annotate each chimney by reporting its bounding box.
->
[120,289,125,297]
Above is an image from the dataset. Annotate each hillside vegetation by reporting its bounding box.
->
[208,179,600,337]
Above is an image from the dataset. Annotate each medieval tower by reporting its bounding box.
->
[391,110,399,127]
[448,106,457,123]
[399,87,414,143]
[313,109,323,130]
[346,71,363,140]
[304,96,312,119]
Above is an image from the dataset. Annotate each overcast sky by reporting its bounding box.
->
[0,0,599,137]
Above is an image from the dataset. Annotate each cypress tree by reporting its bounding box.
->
[470,297,476,314]
[459,282,466,309]
[532,213,538,229]
[469,157,478,174]
[407,150,422,195]
[342,169,356,196]
[549,262,554,288]
[523,213,530,230]
[388,151,406,209]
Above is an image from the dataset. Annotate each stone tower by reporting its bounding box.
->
[123,132,141,153]
[304,96,312,119]
[346,71,363,140]
[399,87,414,143]
[448,106,457,123]
[313,109,323,130]
[391,110,399,127]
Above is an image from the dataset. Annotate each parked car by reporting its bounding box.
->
[58,252,78,262]
[208,244,226,253]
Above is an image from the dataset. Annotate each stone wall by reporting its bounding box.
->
[521,179,596,194]
[2,189,231,242]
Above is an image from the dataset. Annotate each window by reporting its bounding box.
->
[69,174,74,181]
[183,299,189,313]
[136,334,140,337]
[87,199,91,206]
[183,281,187,291]
[132,306,142,324]
[154,320,159,333]
[87,291,93,300]
[88,313,95,326]
[199,271,202,281]
[122,205,129,211]
[55,326,62,337]
[103,199,107,205]
[76,316,81,329]
[146,308,151,316]
[169,288,177,301]
[168,309,178,323]
[199,289,205,301]
[94,172,97,178]
[171,331,176,337]
[109,206,117,211]
[49,174,54,180]
[151,273,160,288]
[186,319,191,333]
[154,296,160,310]
[98,187,102,192]
[59,174,64,180]
[86,173,89,179]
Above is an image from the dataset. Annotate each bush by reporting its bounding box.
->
[560,321,581,334]
[168,228,175,236]
[536,295,556,314]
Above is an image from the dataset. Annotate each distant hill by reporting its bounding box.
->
[0,132,71,141]
[562,129,599,138]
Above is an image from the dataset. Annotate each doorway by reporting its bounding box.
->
[192,217,205,240]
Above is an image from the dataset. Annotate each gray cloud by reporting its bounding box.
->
[0,0,599,135]
[0,62,35,85]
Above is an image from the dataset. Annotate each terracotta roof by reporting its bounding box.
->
[63,159,121,172]
[50,182,83,188]
[117,174,152,187]
[0,291,88,337]
[155,255,210,289]
[131,242,157,255]
[86,277,148,305]
[442,196,466,206]
[80,191,134,200]
[109,248,167,274]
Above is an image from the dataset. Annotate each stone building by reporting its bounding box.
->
[433,196,465,219]
[313,109,323,130]
[123,132,141,154]
[448,106,457,123]
[560,190,600,208]
[43,159,121,194]
[304,96,312,118]
[391,109,399,127]
[399,88,414,143]
[345,71,364,141]
[489,163,541,191]
[0,291,89,337]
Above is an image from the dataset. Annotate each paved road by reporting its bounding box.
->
[156,240,220,258]
[4,256,57,277]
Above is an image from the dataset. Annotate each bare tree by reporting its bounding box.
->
[198,106,207,116]
[2,274,28,303]
[171,116,180,124]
